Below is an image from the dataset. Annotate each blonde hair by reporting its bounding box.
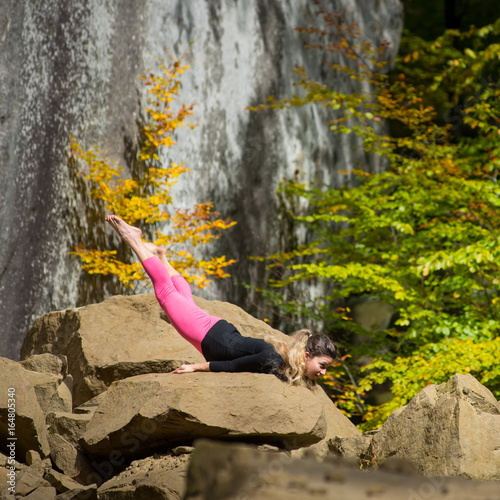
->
[269,329,337,388]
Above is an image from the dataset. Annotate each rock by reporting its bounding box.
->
[47,434,97,486]
[0,451,19,498]
[0,452,79,498]
[25,450,43,467]
[46,412,93,448]
[23,486,57,499]
[14,465,51,496]
[57,376,73,411]
[172,446,195,456]
[23,371,73,415]
[21,353,67,377]
[0,357,50,458]
[73,393,108,417]
[352,299,394,331]
[81,372,359,459]
[45,469,85,493]
[328,434,374,463]
[184,439,500,500]
[97,453,190,500]
[55,485,97,500]
[5,353,72,420]
[296,388,366,460]
[371,373,500,480]
[21,293,289,406]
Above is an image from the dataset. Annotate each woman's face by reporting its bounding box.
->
[304,353,334,380]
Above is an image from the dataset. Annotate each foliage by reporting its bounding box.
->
[401,0,500,41]
[71,53,236,289]
[252,5,500,429]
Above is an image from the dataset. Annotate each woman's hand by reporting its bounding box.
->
[170,362,210,374]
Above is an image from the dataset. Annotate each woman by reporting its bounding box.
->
[105,215,337,386]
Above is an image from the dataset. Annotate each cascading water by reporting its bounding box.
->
[0,0,403,359]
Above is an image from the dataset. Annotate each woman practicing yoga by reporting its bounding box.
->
[106,215,337,385]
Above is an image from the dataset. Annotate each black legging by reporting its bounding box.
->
[201,320,284,374]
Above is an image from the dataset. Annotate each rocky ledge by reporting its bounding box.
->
[1,293,499,499]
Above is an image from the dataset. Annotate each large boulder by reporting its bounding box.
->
[370,373,500,480]
[21,293,289,407]
[0,358,50,459]
[81,372,360,459]
[184,439,500,500]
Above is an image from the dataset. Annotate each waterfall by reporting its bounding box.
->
[0,0,403,359]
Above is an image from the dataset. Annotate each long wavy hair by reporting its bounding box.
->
[269,329,337,387]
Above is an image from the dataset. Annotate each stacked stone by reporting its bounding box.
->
[1,293,499,499]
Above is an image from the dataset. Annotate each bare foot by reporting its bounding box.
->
[143,242,167,259]
[105,215,142,245]
[144,241,180,276]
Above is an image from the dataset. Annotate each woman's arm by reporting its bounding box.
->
[170,362,210,374]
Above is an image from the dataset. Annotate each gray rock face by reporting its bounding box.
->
[0,0,403,360]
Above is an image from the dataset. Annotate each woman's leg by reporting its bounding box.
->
[170,275,195,303]
[144,242,194,302]
[106,215,220,352]
[142,257,220,352]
